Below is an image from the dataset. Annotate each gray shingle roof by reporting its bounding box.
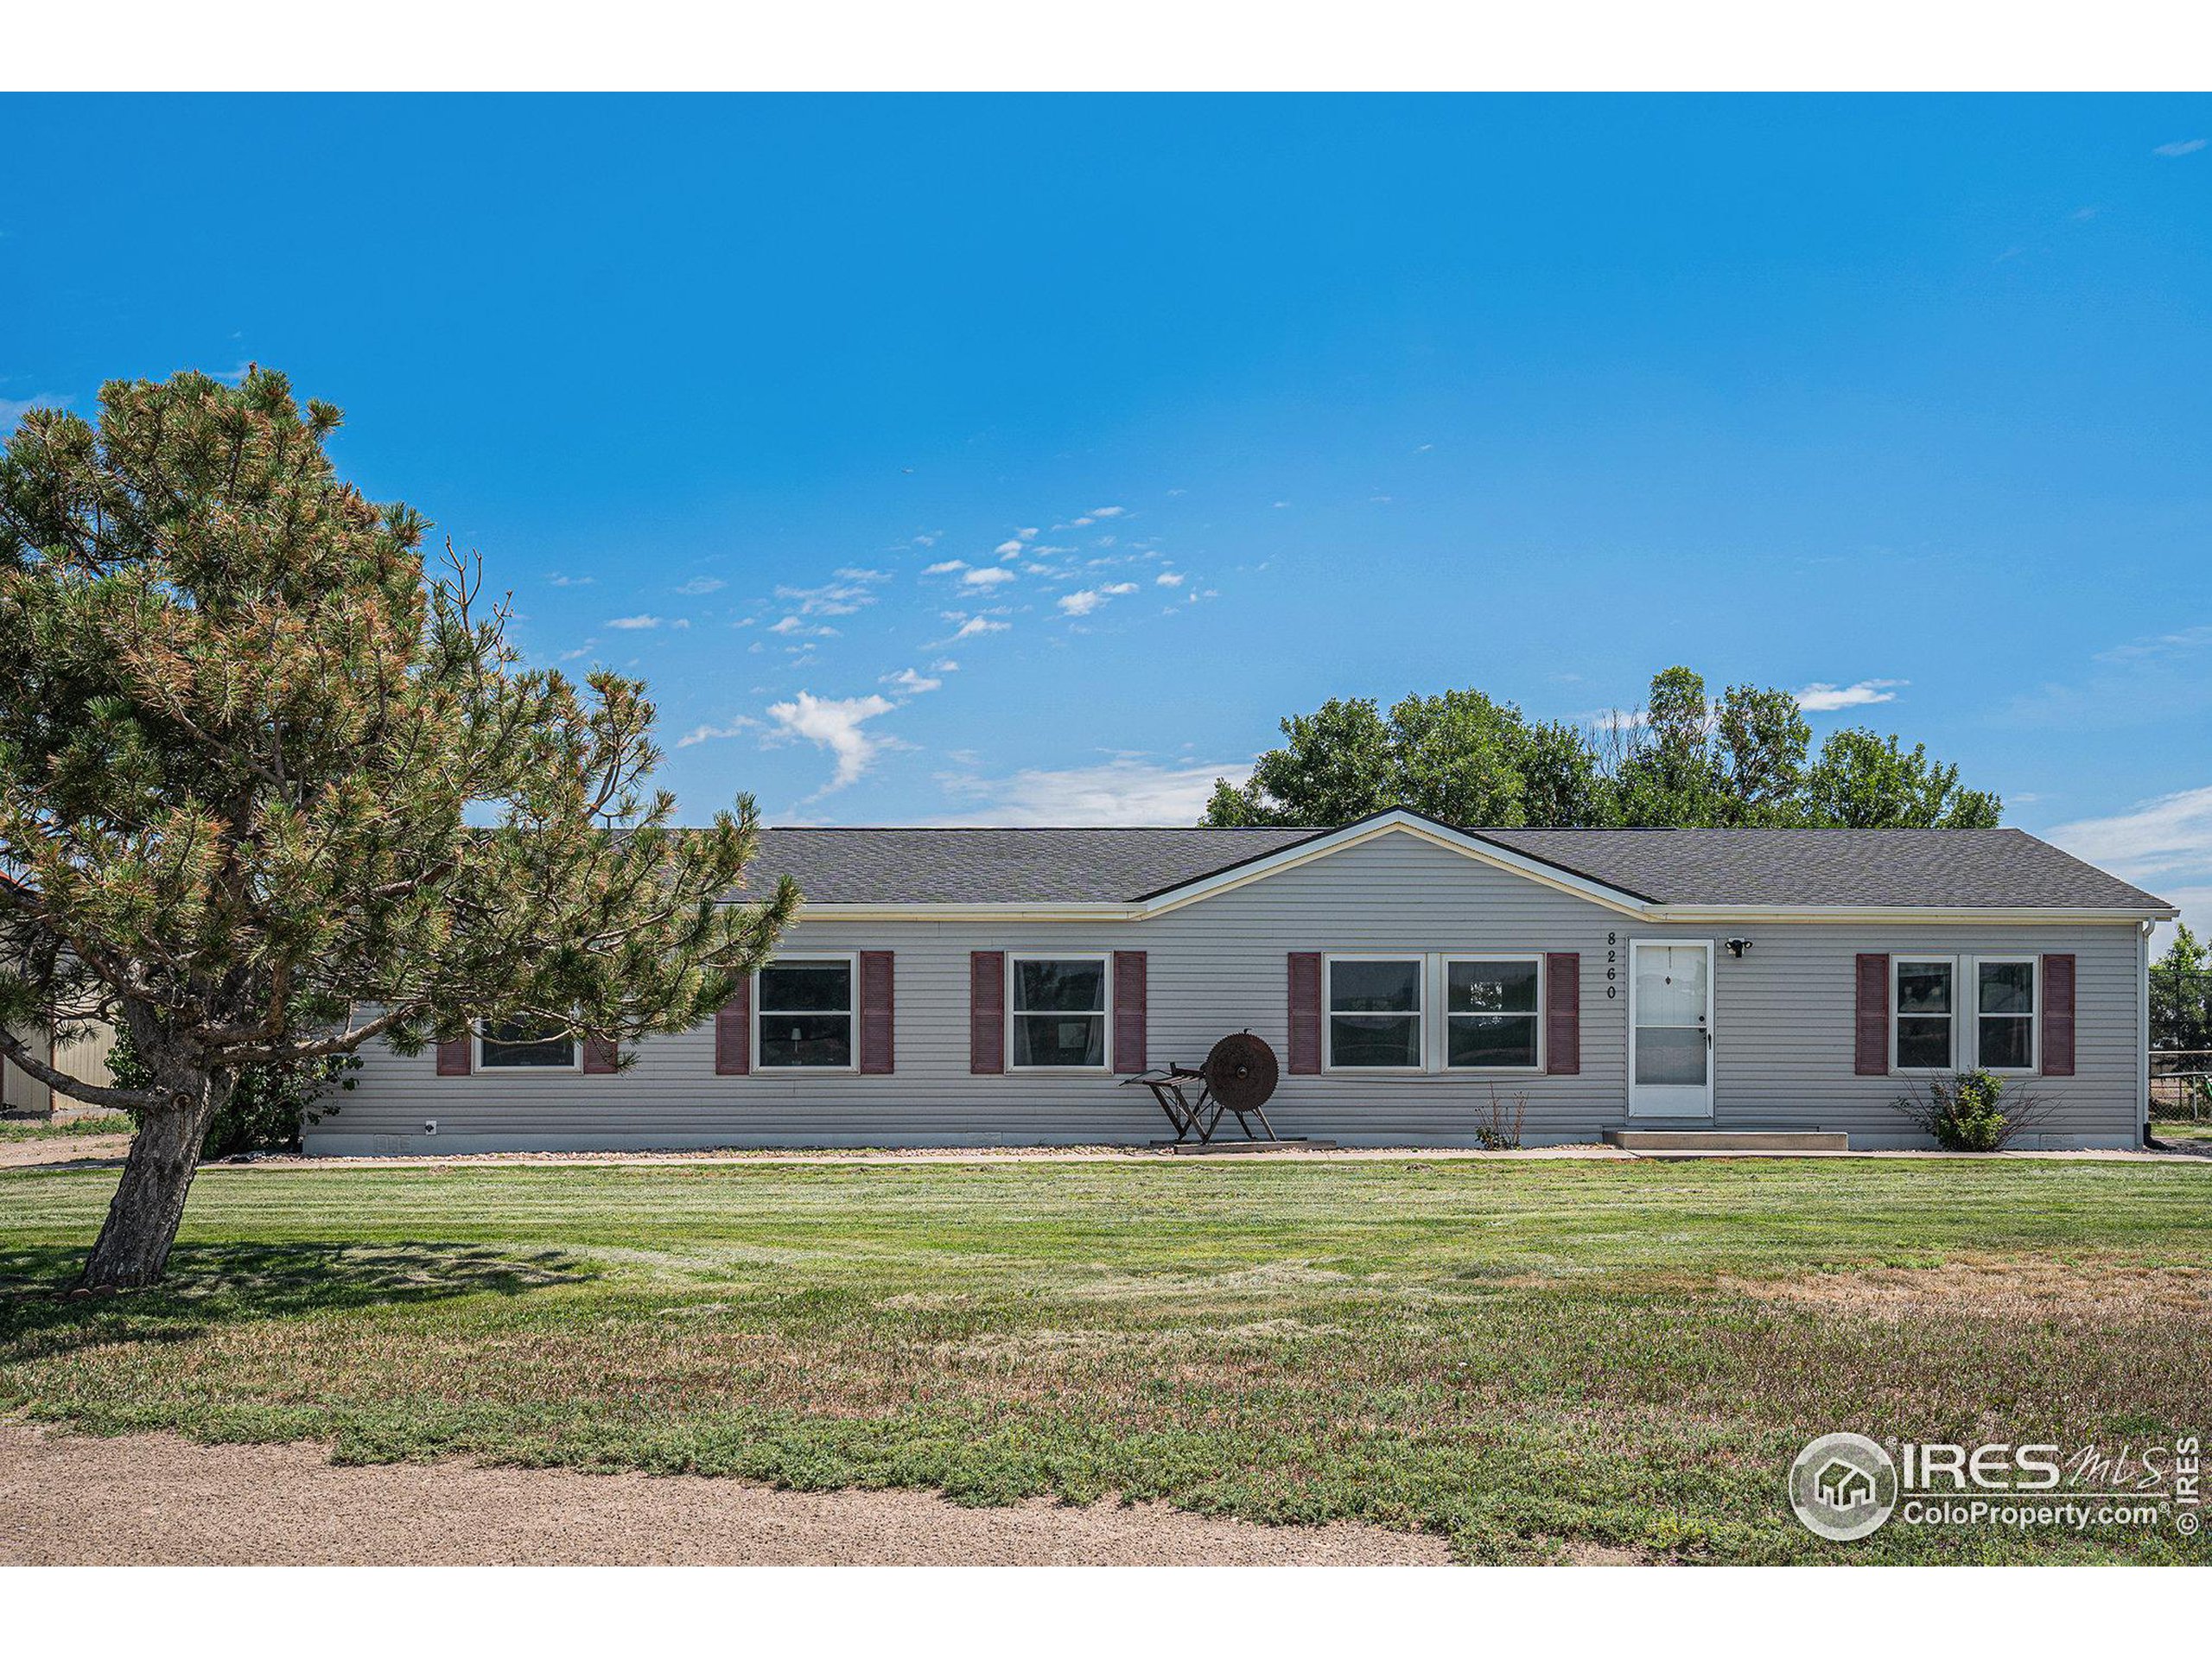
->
[1478,827,2169,911]
[740,826,1314,905]
[737,818,2171,912]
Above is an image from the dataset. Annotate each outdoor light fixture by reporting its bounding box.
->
[1724,938,1753,958]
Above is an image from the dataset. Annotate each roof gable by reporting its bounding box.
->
[1134,810,1654,917]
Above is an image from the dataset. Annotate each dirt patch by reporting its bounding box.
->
[0,1134,130,1170]
[0,1424,1453,1566]
[1724,1258,2212,1322]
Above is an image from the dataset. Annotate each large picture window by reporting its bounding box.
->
[1893,958,1955,1071]
[1445,957,1541,1070]
[1974,957,2037,1072]
[1326,957,1424,1068]
[475,1017,579,1071]
[756,957,856,1069]
[1010,956,1108,1068]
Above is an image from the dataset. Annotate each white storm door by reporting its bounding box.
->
[1629,940,1714,1117]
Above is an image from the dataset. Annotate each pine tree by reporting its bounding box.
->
[0,369,796,1289]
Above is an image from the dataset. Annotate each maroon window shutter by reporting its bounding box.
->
[2042,953,2075,1077]
[860,950,895,1075]
[1855,953,1891,1076]
[970,950,1006,1075]
[1112,950,1147,1075]
[1287,952,1323,1075]
[715,978,752,1076]
[435,1036,472,1077]
[582,1035,619,1074]
[1545,952,1580,1075]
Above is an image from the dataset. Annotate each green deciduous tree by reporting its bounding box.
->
[1801,728,2001,829]
[1205,666,2001,831]
[0,369,797,1289]
[2152,924,2211,1055]
[1204,690,1600,829]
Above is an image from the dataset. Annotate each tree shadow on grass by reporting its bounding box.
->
[0,1242,594,1363]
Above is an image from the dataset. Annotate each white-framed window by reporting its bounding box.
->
[475,1016,581,1071]
[1971,956,2038,1074]
[1009,954,1109,1070]
[1444,955,1544,1071]
[1325,955,1426,1070]
[1892,957,1956,1072]
[755,954,858,1071]
[1889,956,2041,1075]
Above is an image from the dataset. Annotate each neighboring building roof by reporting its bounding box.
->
[741,815,2173,914]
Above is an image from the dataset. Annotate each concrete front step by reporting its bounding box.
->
[1602,1128,1849,1154]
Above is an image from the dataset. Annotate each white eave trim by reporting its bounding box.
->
[1642,904,2177,925]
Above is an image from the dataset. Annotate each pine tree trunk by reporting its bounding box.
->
[78,1071,226,1292]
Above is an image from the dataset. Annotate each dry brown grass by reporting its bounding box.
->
[1723,1255,2212,1321]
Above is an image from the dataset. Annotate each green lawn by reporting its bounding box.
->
[3,1156,2209,1563]
[2152,1117,2212,1143]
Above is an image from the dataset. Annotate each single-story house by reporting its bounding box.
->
[309,810,2177,1154]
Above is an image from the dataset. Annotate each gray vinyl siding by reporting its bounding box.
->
[309,834,2148,1154]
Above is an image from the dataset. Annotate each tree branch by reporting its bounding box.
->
[0,1024,160,1110]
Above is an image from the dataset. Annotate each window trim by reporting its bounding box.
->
[473,1018,582,1074]
[1006,950,1114,1074]
[1887,955,2042,1077]
[753,951,861,1074]
[1322,951,1430,1074]
[1969,954,2040,1077]
[1440,952,1546,1074]
[1890,955,1959,1075]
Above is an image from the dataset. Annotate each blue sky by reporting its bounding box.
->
[5,95,2209,931]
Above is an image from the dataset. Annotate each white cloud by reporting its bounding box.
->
[1156,571,1186,587]
[1089,505,1127,518]
[544,572,595,588]
[994,539,1024,556]
[1016,527,1039,539]
[1057,589,1105,616]
[924,559,968,575]
[931,658,960,672]
[1793,678,1907,713]
[950,616,1009,640]
[2153,138,2206,156]
[2049,785,2212,882]
[605,614,662,630]
[933,758,1252,826]
[883,667,943,695]
[765,692,898,791]
[776,573,887,616]
[674,575,726,595]
[2094,624,2212,664]
[2156,885,2212,944]
[1100,582,1136,595]
[962,566,1017,588]
[676,717,760,748]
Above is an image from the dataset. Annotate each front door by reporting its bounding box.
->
[1629,940,1713,1117]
